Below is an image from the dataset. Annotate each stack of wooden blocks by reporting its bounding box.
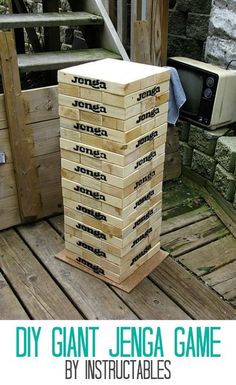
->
[57,58,170,291]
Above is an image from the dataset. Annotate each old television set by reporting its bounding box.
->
[168,56,236,130]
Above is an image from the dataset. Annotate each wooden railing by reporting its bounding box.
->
[102,0,169,66]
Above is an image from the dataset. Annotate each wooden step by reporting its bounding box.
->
[18,48,121,72]
[0,11,103,28]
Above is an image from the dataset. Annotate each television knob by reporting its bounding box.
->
[206,77,215,87]
[204,88,213,99]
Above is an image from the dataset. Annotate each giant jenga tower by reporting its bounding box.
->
[57,59,170,291]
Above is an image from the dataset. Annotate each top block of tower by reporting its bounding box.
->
[58,58,170,96]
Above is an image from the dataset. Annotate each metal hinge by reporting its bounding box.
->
[0,152,6,164]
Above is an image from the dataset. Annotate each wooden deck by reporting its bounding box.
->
[0,179,236,320]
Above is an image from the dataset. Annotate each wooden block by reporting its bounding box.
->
[59,80,169,108]
[60,122,167,156]
[60,133,166,167]
[64,203,162,238]
[60,143,166,178]
[58,92,169,120]
[62,183,162,219]
[61,173,163,209]
[61,155,164,189]
[58,58,170,96]
[59,102,168,132]
[65,233,161,274]
[63,196,162,230]
[64,213,161,250]
[59,112,168,144]
[56,247,168,292]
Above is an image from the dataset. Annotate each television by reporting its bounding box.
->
[167,56,236,130]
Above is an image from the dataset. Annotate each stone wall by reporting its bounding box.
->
[178,120,236,209]
[168,0,212,60]
[205,0,236,69]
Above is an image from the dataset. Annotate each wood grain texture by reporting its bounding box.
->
[0,31,41,219]
[150,257,236,320]
[161,216,229,257]
[18,221,138,320]
[113,278,190,320]
[0,272,29,320]
[177,235,236,277]
[202,260,236,301]
[0,229,81,320]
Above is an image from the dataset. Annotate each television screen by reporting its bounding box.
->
[178,69,204,116]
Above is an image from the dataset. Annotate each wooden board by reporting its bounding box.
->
[60,122,167,156]
[0,229,83,319]
[59,102,168,132]
[58,58,170,96]
[56,247,168,292]
[177,235,236,277]
[58,92,169,120]
[150,257,236,320]
[62,172,163,208]
[202,260,236,301]
[0,30,41,220]
[60,133,166,167]
[59,80,169,108]
[161,215,229,257]
[0,272,29,320]
[18,220,138,319]
[59,111,168,144]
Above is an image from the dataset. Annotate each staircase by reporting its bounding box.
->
[0,0,129,74]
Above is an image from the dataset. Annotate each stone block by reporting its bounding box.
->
[169,10,187,35]
[191,149,216,180]
[209,8,236,40]
[187,13,210,41]
[205,36,236,70]
[176,0,212,14]
[176,119,190,142]
[168,35,204,60]
[215,137,236,173]
[213,164,236,202]
[179,141,193,166]
[188,126,230,155]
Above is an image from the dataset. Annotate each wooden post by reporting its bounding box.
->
[117,0,128,48]
[131,0,169,66]
[0,31,41,220]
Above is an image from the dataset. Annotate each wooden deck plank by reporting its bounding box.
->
[0,229,82,320]
[202,260,236,301]
[48,215,191,319]
[0,272,29,320]
[112,280,191,320]
[162,204,213,235]
[161,216,229,257]
[177,235,236,276]
[18,221,138,320]
[150,257,236,320]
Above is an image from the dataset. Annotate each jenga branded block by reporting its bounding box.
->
[59,102,168,132]
[61,155,164,189]
[63,197,162,230]
[61,173,163,209]
[58,92,169,120]
[60,123,167,155]
[64,203,162,238]
[59,80,169,108]
[58,58,169,285]
[60,113,168,144]
[60,143,165,178]
[62,183,162,220]
[58,58,170,96]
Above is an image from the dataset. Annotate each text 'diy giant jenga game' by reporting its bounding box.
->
[57,58,170,292]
